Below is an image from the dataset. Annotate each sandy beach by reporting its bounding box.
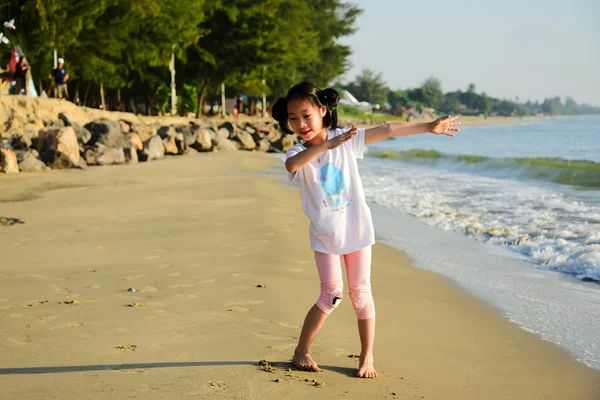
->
[1,152,599,400]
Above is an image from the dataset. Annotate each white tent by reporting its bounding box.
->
[339,89,374,111]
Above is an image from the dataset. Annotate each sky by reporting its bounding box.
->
[340,0,600,106]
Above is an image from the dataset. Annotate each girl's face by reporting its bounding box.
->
[287,99,327,143]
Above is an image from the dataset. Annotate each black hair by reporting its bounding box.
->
[271,82,340,135]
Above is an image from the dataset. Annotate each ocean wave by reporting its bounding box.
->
[360,160,600,283]
[368,150,600,188]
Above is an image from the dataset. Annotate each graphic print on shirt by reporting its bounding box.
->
[319,162,350,210]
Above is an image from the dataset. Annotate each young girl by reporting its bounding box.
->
[271,82,459,379]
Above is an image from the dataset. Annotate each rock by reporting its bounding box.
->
[162,135,179,155]
[258,139,271,152]
[130,133,143,151]
[140,135,165,161]
[183,147,198,155]
[217,128,230,140]
[16,150,49,172]
[119,120,132,133]
[177,125,197,146]
[281,135,297,153]
[217,122,235,137]
[232,129,257,150]
[72,124,92,145]
[213,137,240,151]
[190,128,213,151]
[0,147,19,174]
[131,124,154,142]
[85,119,129,148]
[58,112,73,126]
[157,126,176,139]
[124,146,138,164]
[244,124,257,135]
[97,147,126,165]
[10,134,32,151]
[45,119,65,129]
[37,126,81,168]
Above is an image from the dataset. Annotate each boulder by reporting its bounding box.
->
[16,150,49,172]
[119,120,132,133]
[232,129,257,150]
[130,133,143,151]
[213,137,240,151]
[258,139,271,152]
[0,147,19,174]
[85,119,129,148]
[190,128,213,151]
[124,146,138,164]
[10,134,32,151]
[131,124,154,142]
[162,135,179,155]
[217,122,235,137]
[217,128,230,139]
[97,147,126,165]
[140,135,165,161]
[37,126,81,168]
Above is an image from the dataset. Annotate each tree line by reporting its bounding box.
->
[338,69,600,117]
[3,0,361,114]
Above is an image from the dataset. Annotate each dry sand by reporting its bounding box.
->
[1,152,599,400]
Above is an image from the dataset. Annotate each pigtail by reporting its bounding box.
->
[271,97,294,135]
[318,88,340,130]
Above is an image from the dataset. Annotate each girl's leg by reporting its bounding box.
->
[344,246,378,378]
[292,252,344,372]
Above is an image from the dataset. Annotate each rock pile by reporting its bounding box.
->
[0,114,299,175]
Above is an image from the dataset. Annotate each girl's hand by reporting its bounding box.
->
[326,126,357,149]
[430,116,460,136]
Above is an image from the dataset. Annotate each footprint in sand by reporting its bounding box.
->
[144,255,160,261]
[117,327,132,333]
[260,239,271,244]
[27,274,50,280]
[7,336,30,345]
[226,300,265,307]
[115,344,137,352]
[189,263,200,267]
[140,286,158,292]
[68,322,84,328]
[254,332,290,341]
[167,284,196,289]
[0,305,14,310]
[167,272,180,277]
[123,275,148,281]
[231,272,251,278]
[87,285,99,289]
[228,306,251,312]
[39,315,59,324]
[96,245,109,250]
[201,279,216,284]
[159,264,174,269]
[277,322,301,329]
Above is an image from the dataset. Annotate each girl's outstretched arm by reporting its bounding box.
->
[364,116,460,145]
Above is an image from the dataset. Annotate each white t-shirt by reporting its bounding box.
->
[286,128,375,255]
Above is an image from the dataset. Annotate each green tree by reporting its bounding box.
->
[344,69,388,105]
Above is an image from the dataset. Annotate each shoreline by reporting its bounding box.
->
[1,152,599,399]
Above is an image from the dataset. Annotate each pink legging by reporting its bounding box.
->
[314,246,375,320]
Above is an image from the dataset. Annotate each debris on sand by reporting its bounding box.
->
[127,302,145,308]
[258,359,278,373]
[59,300,80,305]
[115,344,137,351]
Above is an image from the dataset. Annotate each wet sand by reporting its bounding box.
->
[1,152,598,399]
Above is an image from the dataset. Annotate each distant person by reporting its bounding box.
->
[14,56,29,95]
[235,95,243,116]
[52,58,70,100]
[271,82,460,379]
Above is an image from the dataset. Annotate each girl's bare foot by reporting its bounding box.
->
[292,348,321,372]
[357,354,378,378]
